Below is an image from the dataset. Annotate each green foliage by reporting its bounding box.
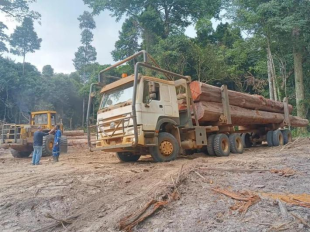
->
[111,17,140,62]
[0,22,8,53]
[9,17,42,61]
[42,65,54,78]
[78,11,96,30]
[73,11,97,75]
[0,0,40,21]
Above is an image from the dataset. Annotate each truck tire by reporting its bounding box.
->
[207,134,216,156]
[267,131,273,146]
[60,136,68,153]
[229,134,244,154]
[241,133,252,148]
[116,152,141,162]
[214,134,230,157]
[282,129,292,145]
[150,132,179,162]
[10,149,32,158]
[272,130,284,146]
[42,135,54,157]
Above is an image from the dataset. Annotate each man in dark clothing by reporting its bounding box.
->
[32,126,49,165]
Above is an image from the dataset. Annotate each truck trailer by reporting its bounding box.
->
[86,51,308,162]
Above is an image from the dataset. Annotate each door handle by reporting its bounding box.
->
[159,105,163,108]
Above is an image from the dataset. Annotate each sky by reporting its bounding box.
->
[0,0,218,74]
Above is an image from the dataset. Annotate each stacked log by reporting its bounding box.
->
[178,81,309,127]
[63,130,84,136]
[195,102,308,127]
[64,131,96,147]
[190,81,293,113]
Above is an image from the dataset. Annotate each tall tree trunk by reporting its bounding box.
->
[82,98,85,128]
[267,50,275,100]
[22,53,25,75]
[293,47,307,134]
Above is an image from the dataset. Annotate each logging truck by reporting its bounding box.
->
[86,51,308,162]
[0,111,68,158]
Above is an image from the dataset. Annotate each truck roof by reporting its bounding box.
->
[100,75,175,93]
[32,111,57,114]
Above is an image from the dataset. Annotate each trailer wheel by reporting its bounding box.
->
[282,129,292,145]
[272,130,284,146]
[267,131,273,146]
[241,133,252,148]
[10,149,32,158]
[60,136,68,153]
[207,134,216,156]
[214,134,230,157]
[42,135,54,157]
[150,132,179,162]
[229,134,244,154]
[116,152,141,162]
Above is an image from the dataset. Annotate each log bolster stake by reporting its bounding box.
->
[283,97,291,128]
[221,85,232,125]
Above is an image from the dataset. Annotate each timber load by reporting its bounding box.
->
[178,81,309,127]
[63,130,85,136]
[190,81,293,113]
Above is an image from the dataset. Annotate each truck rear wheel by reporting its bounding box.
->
[229,134,244,154]
[267,131,273,146]
[272,130,284,146]
[207,134,216,156]
[282,129,292,145]
[214,134,230,157]
[42,135,54,157]
[150,132,179,162]
[10,149,32,158]
[241,133,252,148]
[116,152,141,162]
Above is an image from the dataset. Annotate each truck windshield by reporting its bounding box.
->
[100,84,133,109]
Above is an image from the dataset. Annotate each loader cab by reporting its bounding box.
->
[30,111,62,131]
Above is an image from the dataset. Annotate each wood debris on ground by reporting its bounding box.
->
[119,165,185,231]
[270,168,296,177]
[119,191,179,231]
[260,193,310,208]
[35,213,80,232]
[212,188,260,214]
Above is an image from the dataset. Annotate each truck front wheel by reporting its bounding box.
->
[10,149,32,158]
[150,132,179,162]
[116,152,141,162]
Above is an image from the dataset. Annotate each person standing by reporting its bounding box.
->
[32,126,49,165]
[51,125,61,162]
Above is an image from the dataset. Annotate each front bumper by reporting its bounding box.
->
[95,126,145,151]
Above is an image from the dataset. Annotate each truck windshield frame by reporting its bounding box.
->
[100,83,134,109]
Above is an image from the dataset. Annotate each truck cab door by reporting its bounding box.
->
[141,80,164,131]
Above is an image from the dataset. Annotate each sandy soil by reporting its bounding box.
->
[0,139,310,232]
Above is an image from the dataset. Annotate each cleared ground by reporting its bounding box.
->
[0,139,310,231]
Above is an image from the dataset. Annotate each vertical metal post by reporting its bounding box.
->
[14,125,17,143]
[221,85,232,125]
[283,97,291,128]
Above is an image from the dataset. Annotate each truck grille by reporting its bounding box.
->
[97,114,133,139]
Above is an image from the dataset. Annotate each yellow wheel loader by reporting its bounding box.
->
[0,111,67,158]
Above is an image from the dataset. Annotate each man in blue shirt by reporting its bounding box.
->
[32,126,49,165]
[51,125,61,162]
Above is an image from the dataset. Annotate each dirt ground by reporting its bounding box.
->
[1,139,310,232]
